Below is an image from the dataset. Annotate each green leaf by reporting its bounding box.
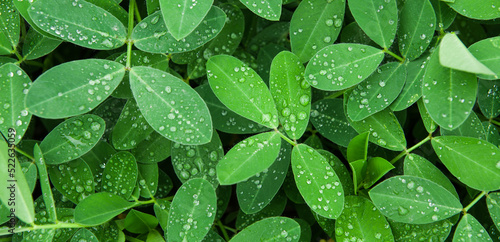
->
[124,209,159,234]
[447,0,500,20]
[340,22,375,46]
[91,97,126,141]
[154,199,171,230]
[129,66,213,145]
[349,159,367,194]
[0,0,20,54]
[347,131,369,163]
[417,99,438,133]
[101,151,138,199]
[132,7,226,54]
[441,112,486,140]
[85,0,128,26]
[369,175,462,224]
[292,144,344,219]
[404,153,459,199]
[48,158,94,204]
[348,108,407,151]
[235,191,287,230]
[0,139,35,224]
[167,178,217,242]
[422,46,477,130]
[239,0,281,21]
[22,28,62,60]
[0,64,32,144]
[317,150,354,196]
[487,192,500,232]
[453,214,493,241]
[304,44,384,91]
[484,121,500,147]
[160,0,213,40]
[171,130,223,187]
[439,33,496,77]
[477,79,500,119]
[39,114,105,164]
[270,51,310,139]
[74,192,135,226]
[130,132,171,164]
[430,0,456,31]
[29,0,126,50]
[469,37,500,80]
[34,144,57,223]
[347,62,407,121]
[26,59,125,119]
[207,54,279,128]
[216,131,281,185]
[80,140,116,192]
[310,98,358,147]
[398,0,435,60]
[389,219,453,241]
[137,163,159,198]
[348,0,398,48]
[237,140,291,214]
[363,157,394,188]
[70,229,98,242]
[247,22,290,56]
[335,196,394,242]
[256,44,287,84]
[111,99,154,150]
[289,0,345,63]
[390,55,429,111]
[432,136,500,191]
[230,217,301,242]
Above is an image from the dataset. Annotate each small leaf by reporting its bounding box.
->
[447,0,500,20]
[130,132,171,164]
[229,217,301,242]
[432,136,500,191]
[349,159,367,194]
[477,79,500,119]
[0,63,32,144]
[124,209,159,234]
[207,54,279,128]
[137,163,159,198]
[39,114,105,164]
[111,99,154,150]
[390,54,429,111]
[235,192,287,230]
[469,37,500,80]
[216,131,281,185]
[369,175,462,224]
[34,144,57,223]
[270,51,311,139]
[290,0,345,62]
[430,0,456,31]
[363,157,394,189]
[417,99,438,133]
[167,178,217,242]
[317,150,355,196]
[129,66,213,145]
[70,229,98,242]
[0,0,20,54]
[347,131,369,163]
[48,158,94,204]
[160,0,213,40]
[74,192,136,226]
[389,219,453,241]
[292,144,344,219]
[398,0,436,60]
[29,0,126,50]
[422,46,477,130]
[304,44,384,91]
[348,0,398,48]
[440,112,486,140]
[439,33,496,77]
[239,0,281,21]
[335,196,394,242]
[22,28,62,60]
[453,214,493,241]
[101,151,138,199]
[26,59,125,119]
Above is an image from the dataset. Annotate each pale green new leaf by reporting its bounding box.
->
[229,217,300,242]
[347,131,369,163]
[216,131,281,185]
[398,0,435,60]
[432,136,500,191]
[469,36,500,80]
[101,151,137,199]
[304,44,384,91]
[74,192,135,226]
[26,59,125,119]
[292,144,344,219]
[159,0,213,40]
[129,66,213,145]
[239,0,281,21]
[453,214,492,241]
[207,54,279,129]
[0,0,20,54]
[48,158,94,204]
[29,0,126,50]
[167,178,217,242]
[430,0,456,31]
[447,0,500,20]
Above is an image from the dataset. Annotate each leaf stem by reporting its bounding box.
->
[389,134,432,164]
[0,222,88,235]
[490,118,500,127]
[324,86,355,100]
[463,191,487,213]
[133,0,142,23]
[125,235,144,242]
[125,0,136,70]
[383,48,405,63]
[217,220,230,241]
[274,128,297,146]
[15,147,34,161]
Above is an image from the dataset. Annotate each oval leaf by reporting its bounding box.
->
[447,0,500,20]
[101,151,138,199]
[469,37,500,80]
[229,217,300,242]
[159,0,213,40]
[390,54,429,111]
[477,79,500,119]
[240,0,281,21]
[111,99,154,150]
[74,192,135,226]
[48,158,94,204]
[398,0,436,60]
[453,214,493,241]
[0,0,20,54]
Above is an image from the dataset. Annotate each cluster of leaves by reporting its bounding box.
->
[1,0,500,241]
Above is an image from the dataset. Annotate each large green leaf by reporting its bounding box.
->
[469,37,500,80]
[0,0,20,54]
[39,114,105,164]
[29,0,126,50]
[335,196,394,242]
[216,131,281,185]
[129,66,213,145]
[137,163,159,198]
[159,0,213,40]
[111,99,154,150]
[207,54,279,128]
[167,178,217,242]
[390,54,429,111]
[430,0,456,31]
[432,136,500,191]
[289,0,345,63]
[22,28,62,60]
[48,158,94,204]
[422,46,477,130]
[398,0,435,60]
[292,144,344,219]
[348,0,398,48]
[453,214,493,241]
[0,64,32,144]
[304,44,384,91]
[130,132,171,164]
[369,175,463,224]
[239,0,281,21]
[101,151,138,199]
[270,51,310,139]
[447,0,500,20]
[230,217,301,242]
[26,59,125,119]
[347,62,407,121]
[132,7,226,54]
[477,79,500,119]
[74,192,135,226]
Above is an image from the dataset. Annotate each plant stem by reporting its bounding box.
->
[490,119,500,127]
[15,147,34,161]
[217,220,230,241]
[324,87,354,99]
[134,0,142,23]
[0,222,88,235]
[126,235,144,242]
[463,191,487,213]
[125,0,136,70]
[383,48,405,63]
[274,128,297,146]
[389,135,432,164]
